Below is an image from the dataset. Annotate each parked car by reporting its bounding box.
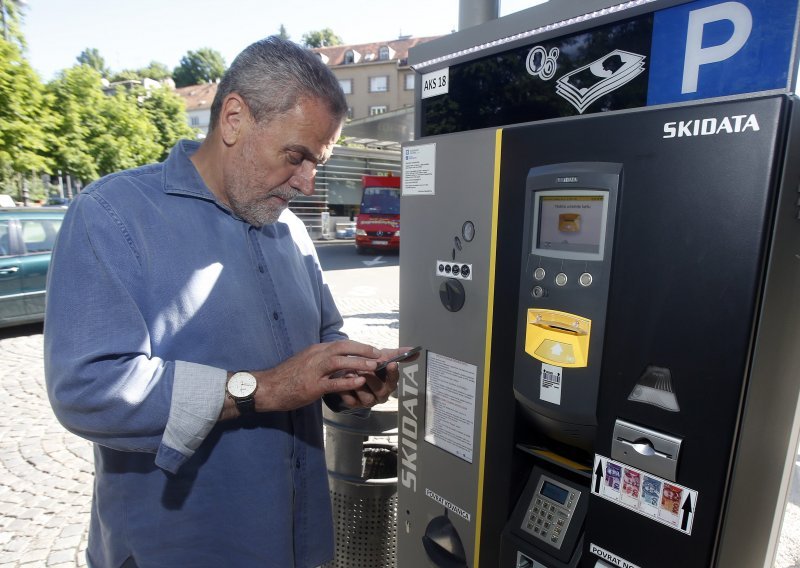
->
[0,207,66,328]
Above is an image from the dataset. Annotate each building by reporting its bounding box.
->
[310,36,439,120]
[174,82,218,138]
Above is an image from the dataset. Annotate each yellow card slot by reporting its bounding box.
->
[525,309,591,368]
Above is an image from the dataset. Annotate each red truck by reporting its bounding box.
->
[355,174,401,254]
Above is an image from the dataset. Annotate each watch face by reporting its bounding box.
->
[228,372,257,398]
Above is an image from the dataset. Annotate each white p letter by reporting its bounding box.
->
[682,2,752,94]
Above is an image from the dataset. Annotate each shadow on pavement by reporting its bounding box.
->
[0,322,44,339]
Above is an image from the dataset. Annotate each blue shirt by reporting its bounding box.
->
[44,140,346,567]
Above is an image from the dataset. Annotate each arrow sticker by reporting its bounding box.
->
[591,454,699,535]
[681,493,694,532]
[594,459,604,494]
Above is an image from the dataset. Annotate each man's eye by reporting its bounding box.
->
[287,153,303,165]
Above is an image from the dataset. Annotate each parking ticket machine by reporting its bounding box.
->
[397,1,800,567]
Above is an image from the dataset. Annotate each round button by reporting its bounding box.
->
[579,272,593,287]
[445,264,452,274]
[532,286,544,298]
[452,264,461,276]
[534,267,546,281]
[555,273,568,286]
[462,220,476,242]
[460,265,470,278]
[438,264,445,273]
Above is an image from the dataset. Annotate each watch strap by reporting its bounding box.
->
[235,396,256,415]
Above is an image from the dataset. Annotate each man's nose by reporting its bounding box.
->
[289,161,317,195]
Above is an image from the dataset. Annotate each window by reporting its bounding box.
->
[190,116,200,126]
[379,46,391,61]
[0,221,10,256]
[21,219,62,254]
[369,105,388,116]
[344,50,359,64]
[347,107,354,119]
[369,76,389,93]
[339,79,353,95]
[404,73,415,90]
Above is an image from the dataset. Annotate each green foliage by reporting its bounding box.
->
[173,48,226,88]
[76,47,110,78]
[139,61,172,81]
[0,39,54,181]
[0,0,26,49]
[301,28,343,48]
[47,65,161,180]
[278,24,290,40]
[138,86,197,161]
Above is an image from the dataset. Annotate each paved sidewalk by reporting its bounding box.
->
[1,296,799,567]
[0,296,398,568]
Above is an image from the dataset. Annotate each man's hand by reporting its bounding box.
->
[249,340,384,413]
[331,346,419,411]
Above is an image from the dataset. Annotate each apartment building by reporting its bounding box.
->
[311,36,439,120]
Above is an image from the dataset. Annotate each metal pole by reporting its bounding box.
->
[459,0,499,31]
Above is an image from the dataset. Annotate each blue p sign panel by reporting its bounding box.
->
[648,0,798,105]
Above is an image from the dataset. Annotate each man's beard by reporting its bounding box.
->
[228,187,300,227]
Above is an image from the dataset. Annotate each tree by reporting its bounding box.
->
[139,61,172,81]
[138,86,197,161]
[0,0,26,49]
[76,47,110,78]
[278,24,290,40]
[173,48,226,88]
[301,28,343,48]
[0,38,54,195]
[47,65,160,181]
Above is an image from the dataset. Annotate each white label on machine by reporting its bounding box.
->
[402,143,436,196]
[591,454,699,535]
[421,67,449,99]
[589,543,641,568]
[540,363,563,405]
[424,352,477,463]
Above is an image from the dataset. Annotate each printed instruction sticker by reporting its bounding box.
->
[540,363,562,405]
[421,67,449,99]
[592,455,698,535]
[424,352,477,463]
[402,144,436,196]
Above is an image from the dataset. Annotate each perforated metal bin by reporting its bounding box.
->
[323,399,398,568]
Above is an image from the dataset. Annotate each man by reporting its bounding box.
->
[44,36,407,567]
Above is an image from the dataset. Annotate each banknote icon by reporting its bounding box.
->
[556,49,647,114]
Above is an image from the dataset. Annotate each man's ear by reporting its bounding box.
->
[219,93,249,146]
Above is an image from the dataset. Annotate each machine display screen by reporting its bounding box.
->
[533,191,607,260]
[541,480,569,505]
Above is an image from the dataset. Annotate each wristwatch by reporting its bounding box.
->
[226,371,258,416]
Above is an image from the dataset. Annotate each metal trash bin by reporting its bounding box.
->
[323,399,398,568]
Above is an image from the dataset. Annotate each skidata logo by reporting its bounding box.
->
[663,114,760,138]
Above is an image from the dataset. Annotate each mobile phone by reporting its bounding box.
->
[375,346,422,378]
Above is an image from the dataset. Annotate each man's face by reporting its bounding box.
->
[222,97,342,227]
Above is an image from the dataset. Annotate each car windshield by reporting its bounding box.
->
[360,187,400,215]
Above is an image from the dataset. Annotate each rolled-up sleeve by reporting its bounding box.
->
[44,193,224,473]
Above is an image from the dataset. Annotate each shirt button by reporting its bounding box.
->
[258,265,265,273]
[273,312,279,320]
[295,459,301,469]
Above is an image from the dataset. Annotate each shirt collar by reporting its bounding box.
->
[163,140,218,202]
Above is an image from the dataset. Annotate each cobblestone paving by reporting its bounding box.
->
[0,297,399,568]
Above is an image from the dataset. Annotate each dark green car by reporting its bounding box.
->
[0,207,66,328]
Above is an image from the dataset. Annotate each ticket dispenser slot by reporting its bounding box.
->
[611,419,682,481]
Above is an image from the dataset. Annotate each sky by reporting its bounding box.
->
[21,0,542,81]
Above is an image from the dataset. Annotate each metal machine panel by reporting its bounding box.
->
[398,128,512,568]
